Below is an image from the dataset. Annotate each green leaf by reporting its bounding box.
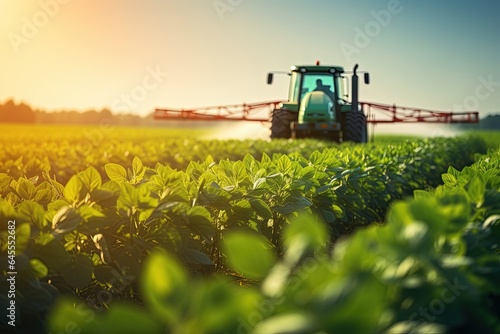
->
[16,178,37,200]
[78,205,106,221]
[414,189,433,199]
[33,187,52,203]
[223,232,276,280]
[132,156,145,183]
[78,166,102,192]
[442,173,458,187]
[252,313,318,334]
[253,177,267,190]
[18,201,47,229]
[308,150,323,164]
[284,213,328,252]
[401,221,430,250]
[94,265,125,287]
[105,163,128,182]
[47,199,69,212]
[118,183,139,210]
[84,304,163,334]
[60,254,94,289]
[0,200,16,224]
[438,193,470,233]
[399,198,448,239]
[63,175,84,202]
[276,155,293,175]
[232,160,247,182]
[467,175,485,206]
[0,173,11,190]
[92,233,113,264]
[30,258,49,279]
[249,198,273,219]
[187,206,215,238]
[141,251,188,324]
[33,234,72,271]
[91,188,116,203]
[42,171,65,197]
[48,298,98,333]
[52,206,83,235]
[274,195,313,215]
[132,156,144,175]
[447,166,460,178]
[184,278,262,334]
[226,200,255,227]
[320,273,387,332]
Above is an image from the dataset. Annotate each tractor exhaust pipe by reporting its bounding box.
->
[351,64,359,113]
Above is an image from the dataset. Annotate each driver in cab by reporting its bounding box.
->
[314,79,334,100]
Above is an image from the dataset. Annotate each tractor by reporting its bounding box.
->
[154,63,478,138]
[267,62,370,142]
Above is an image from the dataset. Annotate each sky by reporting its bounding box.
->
[1,0,500,124]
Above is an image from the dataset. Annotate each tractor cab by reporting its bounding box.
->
[288,65,342,105]
[267,63,369,142]
[268,64,344,114]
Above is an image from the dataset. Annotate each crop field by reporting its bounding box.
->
[1,124,499,333]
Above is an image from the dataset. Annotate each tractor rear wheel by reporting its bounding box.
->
[270,109,296,139]
[343,112,367,143]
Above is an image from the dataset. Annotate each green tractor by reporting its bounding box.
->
[267,63,370,143]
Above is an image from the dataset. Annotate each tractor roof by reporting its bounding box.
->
[291,65,344,73]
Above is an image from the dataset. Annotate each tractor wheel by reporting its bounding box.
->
[270,109,296,139]
[343,112,367,143]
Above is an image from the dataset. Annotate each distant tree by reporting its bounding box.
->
[455,113,500,131]
[481,115,500,129]
[17,102,36,123]
[99,108,113,120]
[0,99,157,126]
[0,99,35,123]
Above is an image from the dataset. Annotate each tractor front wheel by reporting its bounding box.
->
[270,109,296,139]
[343,112,367,143]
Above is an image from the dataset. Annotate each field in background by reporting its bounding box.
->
[1,123,499,333]
[1,123,498,181]
[1,122,495,142]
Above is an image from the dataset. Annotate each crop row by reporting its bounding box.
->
[0,125,337,184]
[0,135,487,332]
[45,140,500,333]
[1,124,442,186]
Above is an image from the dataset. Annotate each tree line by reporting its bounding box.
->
[454,114,500,131]
[0,98,498,129]
[0,99,155,126]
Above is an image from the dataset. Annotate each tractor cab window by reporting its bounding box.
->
[302,74,335,101]
[337,75,349,104]
[288,72,301,103]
